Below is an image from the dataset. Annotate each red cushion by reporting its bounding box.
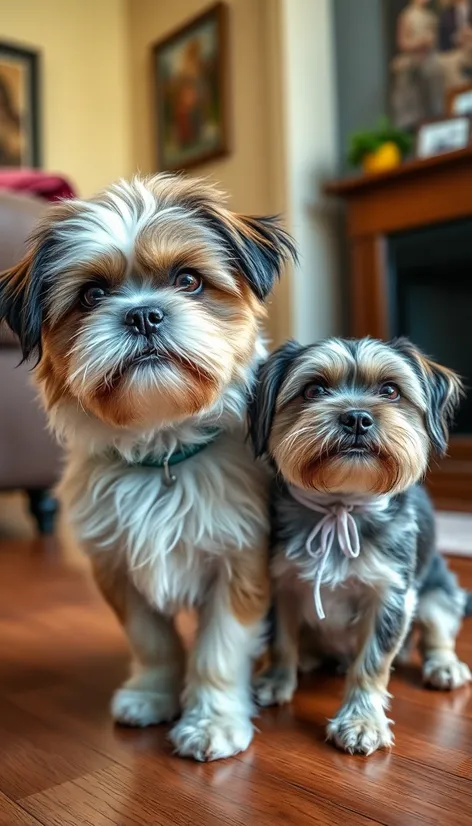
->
[0,169,76,201]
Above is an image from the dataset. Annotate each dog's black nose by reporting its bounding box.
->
[339,409,374,436]
[124,307,164,337]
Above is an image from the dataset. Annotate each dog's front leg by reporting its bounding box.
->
[327,586,416,755]
[91,555,185,727]
[170,548,269,761]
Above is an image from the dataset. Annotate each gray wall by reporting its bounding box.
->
[333,0,389,172]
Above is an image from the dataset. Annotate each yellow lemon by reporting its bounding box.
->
[362,142,402,174]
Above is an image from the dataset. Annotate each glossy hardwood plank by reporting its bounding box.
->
[9,684,375,825]
[0,696,112,801]
[250,706,472,826]
[0,538,471,826]
[0,793,43,826]
[286,663,472,774]
[22,760,377,826]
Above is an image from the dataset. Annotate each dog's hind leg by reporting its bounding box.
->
[253,588,300,707]
[92,556,185,726]
[417,557,471,690]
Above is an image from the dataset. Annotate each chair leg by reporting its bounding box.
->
[27,489,59,535]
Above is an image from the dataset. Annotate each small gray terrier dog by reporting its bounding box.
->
[249,336,472,755]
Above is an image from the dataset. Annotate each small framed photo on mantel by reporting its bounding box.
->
[448,83,472,118]
[416,116,472,160]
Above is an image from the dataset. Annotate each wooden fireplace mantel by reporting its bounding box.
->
[326,146,472,249]
[326,144,472,195]
[325,148,472,508]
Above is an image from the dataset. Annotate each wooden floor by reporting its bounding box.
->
[0,538,471,826]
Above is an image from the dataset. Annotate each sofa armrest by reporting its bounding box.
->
[0,349,61,490]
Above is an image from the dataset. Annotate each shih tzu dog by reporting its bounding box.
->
[249,336,472,755]
[0,173,296,761]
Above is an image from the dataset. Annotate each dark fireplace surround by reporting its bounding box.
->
[326,149,472,508]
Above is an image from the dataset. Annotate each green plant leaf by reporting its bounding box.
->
[347,117,413,167]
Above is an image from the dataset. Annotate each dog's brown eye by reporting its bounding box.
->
[304,382,327,400]
[81,285,107,308]
[174,272,202,294]
[379,382,400,401]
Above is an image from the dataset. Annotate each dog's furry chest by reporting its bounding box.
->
[60,433,268,612]
[130,546,216,613]
[302,580,366,661]
[274,533,405,595]
[271,487,420,651]
[275,556,378,660]
[272,524,411,662]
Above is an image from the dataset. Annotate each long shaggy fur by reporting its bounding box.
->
[0,173,296,762]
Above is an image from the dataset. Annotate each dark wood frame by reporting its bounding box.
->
[416,116,472,159]
[325,148,472,508]
[447,82,472,117]
[0,41,41,168]
[151,2,231,172]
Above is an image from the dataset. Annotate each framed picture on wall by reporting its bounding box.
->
[0,42,41,168]
[385,1,472,131]
[152,2,231,172]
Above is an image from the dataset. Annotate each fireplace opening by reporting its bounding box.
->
[388,219,472,436]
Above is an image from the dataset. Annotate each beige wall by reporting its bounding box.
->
[129,0,277,213]
[1,0,132,196]
[1,0,339,343]
[280,0,340,344]
[127,0,291,343]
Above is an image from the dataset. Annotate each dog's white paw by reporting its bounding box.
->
[169,712,254,761]
[423,658,471,690]
[111,688,180,727]
[327,704,394,756]
[253,666,297,707]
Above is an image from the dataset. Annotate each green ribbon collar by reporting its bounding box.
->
[114,428,221,485]
[138,433,219,468]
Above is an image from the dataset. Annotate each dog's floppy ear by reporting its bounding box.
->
[0,199,76,364]
[0,232,56,364]
[154,175,297,299]
[205,207,298,300]
[248,339,303,457]
[391,337,463,455]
